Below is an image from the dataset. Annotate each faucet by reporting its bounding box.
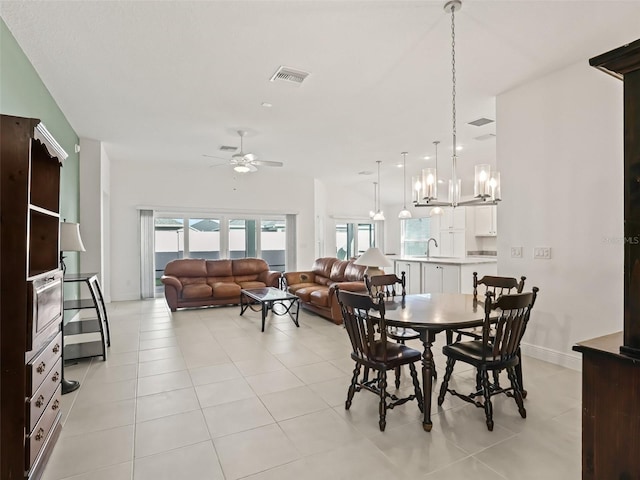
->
[426,237,438,258]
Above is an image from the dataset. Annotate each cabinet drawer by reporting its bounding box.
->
[26,357,62,432]
[26,384,62,471]
[27,271,63,351]
[27,332,62,395]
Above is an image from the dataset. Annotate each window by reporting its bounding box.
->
[401,217,431,256]
[150,213,291,294]
[336,221,375,259]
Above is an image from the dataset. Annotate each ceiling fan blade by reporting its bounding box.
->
[243,153,258,162]
[247,164,258,173]
[252,160,283,167]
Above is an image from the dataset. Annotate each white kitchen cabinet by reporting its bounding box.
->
[475,205,497,236]
[395,260,422,294]
[438,230,465,258]
[440,207,466,231]
[422,263,461,294]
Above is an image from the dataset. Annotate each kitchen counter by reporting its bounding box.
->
[389,255,497,265]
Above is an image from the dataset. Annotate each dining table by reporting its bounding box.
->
[374,292,493,432]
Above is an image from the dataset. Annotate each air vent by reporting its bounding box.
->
[219,145,238,152]
[474,133,496,141]
[358,170,373,176]
[269,66,310,85]
[468,117,494,127]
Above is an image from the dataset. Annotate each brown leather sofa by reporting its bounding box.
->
[161,258,281,311]
[283,257,367,324]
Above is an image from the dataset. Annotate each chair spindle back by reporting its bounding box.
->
[337,288,387,363]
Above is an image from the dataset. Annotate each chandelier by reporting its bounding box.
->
[413,0,501,208]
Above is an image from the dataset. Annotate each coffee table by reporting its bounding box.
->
[240,287,300,332]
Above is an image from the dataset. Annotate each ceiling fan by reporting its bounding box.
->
[204,130,283,173]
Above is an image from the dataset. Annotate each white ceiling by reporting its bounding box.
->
[2,1,640,204]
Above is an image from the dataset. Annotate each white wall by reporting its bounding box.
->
[497,60,624,369]
[109,161,316,301]
[79,138,111,300]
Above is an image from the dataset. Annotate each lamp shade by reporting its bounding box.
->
[354,247,392,268]
[60,222,86,252]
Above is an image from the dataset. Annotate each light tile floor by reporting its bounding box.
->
[43,299,581,480]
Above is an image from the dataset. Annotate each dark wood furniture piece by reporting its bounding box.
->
[573,333,640,479]
[1,115,67,479]
[335,289,423,431]
[63,272,110,361]
[240,287,300,332]
[374,292,522,431]
[438,289,538,431]
[365,272,420,388]
[571,39,640,480]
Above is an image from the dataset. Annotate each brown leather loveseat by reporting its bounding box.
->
[283,257,367,324]
[161,258,281,311]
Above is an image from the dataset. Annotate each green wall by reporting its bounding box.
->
[0,18,81,272]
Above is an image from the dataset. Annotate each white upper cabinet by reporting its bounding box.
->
[474,205,497,236]
[439,207,466,231]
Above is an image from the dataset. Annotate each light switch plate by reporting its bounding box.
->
[511,247,523,258]
[534,247,551,259]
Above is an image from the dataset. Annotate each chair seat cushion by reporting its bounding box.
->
[353,341,422,368]
[293,286,326,303]
[442,340,519,369]
[182,283,213,299]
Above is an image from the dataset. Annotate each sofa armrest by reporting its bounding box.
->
[283,271,315,286]
[161,275,183,293]
[258,270,282,288]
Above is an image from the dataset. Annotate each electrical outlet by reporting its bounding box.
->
[511,247,523,258]
[534,247,551,259]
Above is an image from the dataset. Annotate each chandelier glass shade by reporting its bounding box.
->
[413,0,501,209]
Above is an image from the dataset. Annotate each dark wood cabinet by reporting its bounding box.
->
[1,114,67,479]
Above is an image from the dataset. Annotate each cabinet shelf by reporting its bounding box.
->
[64,342,106,362]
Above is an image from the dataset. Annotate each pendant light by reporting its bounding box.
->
[413,0,501,208]
[398,152,412,219]
[372,161,385,221]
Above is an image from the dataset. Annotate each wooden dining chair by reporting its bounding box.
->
[437,287,539,431]
[447,273,526,344]
[364,272,421,388]
[335,288,423,431]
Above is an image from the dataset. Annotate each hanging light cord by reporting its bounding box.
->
[377,161,382,212]
[402,153,408,208]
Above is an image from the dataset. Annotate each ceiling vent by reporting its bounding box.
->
[468,117,494,127]
[219,145,238,152]
[269,66,310,85]
[474,133,496,141]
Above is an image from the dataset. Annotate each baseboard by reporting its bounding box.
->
[520,342,582,371]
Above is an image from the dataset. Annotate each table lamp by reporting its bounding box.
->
[354,247,392,277]
[60,221,86,274]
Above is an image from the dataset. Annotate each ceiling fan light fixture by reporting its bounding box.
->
[234,165,251,173]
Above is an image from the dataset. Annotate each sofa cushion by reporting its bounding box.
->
[345,262,366,281]
[165,258,207,277]
[309,289,331,307]
[211,282,241,298]
[329,260,349,282]
[180,277,208,286]
[206,259,233,277]
[287,282,317,295]
[334,281,366,292]
[293,285,327,303]
[233,258,268,276]
[182,283,213,299]
[312,258,337,279]
[238,281,266,290]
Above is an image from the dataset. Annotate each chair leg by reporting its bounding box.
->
[408,363,424,413]
[492,369,501,390]
[515,348,527,398]
[345,363,361,410]
[446,330,453,345]
[480,368,494,431]
[378,369,387,431]
[437,357,456,406]
[395,366,401,389]
[507,366,527,419]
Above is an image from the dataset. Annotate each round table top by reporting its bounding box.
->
[379,293,489,331]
